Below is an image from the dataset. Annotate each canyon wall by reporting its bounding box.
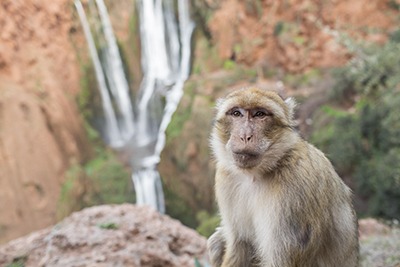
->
[0,0,91,243]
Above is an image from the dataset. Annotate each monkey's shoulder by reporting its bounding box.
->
[273,140,347,192]
[276,140,335,173]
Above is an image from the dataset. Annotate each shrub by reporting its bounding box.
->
[57,148,135,220]
[312,39,400,220]
[196,210,220,238]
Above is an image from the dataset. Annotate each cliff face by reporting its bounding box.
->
[0,0,90,243]
[202,0,398,72]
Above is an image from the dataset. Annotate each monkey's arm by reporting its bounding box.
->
[208,226,259,267]
[221,238,255,267]
[207,227,225,267]
[268,162,332,266]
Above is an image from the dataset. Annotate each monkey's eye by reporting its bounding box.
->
[254,111,268,118]
[231,110,242,117]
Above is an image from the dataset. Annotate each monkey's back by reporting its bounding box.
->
[268,140,359,266]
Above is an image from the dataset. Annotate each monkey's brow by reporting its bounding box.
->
[225,106,271,113]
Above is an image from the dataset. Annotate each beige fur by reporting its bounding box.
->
[208,87,359,267]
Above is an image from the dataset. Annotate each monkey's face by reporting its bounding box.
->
[212,87,295,171]
[224,106,272,168]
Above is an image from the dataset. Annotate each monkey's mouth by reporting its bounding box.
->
[232,151,261,168]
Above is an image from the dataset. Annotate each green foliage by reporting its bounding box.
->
[331,42,400,102]
[57,148,134,220]
[312,113,362,175]
[388,0,400,11]
[191,31,225,74]
[244,0,263,18]
[273,20,307,48]
[312,39,400,219]
[211,65,258,93]
[274,21,285,36]
[320,105,348,118]
[98,222,119,230]
[6,256,27,267]
[283,68,322,88]
[164,183,197,228]
[223,59,236,70]
[77,63,99,123]
[69,37,135,220]
[116,39,134,87]
[355,149,400,218]
[196,211,220,238]
[165,102,192,142]
[85,149,135,204]
[164,179,219,234]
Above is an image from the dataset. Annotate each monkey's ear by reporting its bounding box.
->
[285,97,296,126]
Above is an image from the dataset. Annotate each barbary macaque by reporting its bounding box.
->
[208,87,359,267]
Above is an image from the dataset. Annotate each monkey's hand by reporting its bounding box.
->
[207,227,225,267]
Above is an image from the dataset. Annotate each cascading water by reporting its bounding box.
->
[75,0,135,147]
[75,0,194,213]
[133,0,194,213]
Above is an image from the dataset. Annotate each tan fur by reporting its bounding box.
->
[208,87,359,267]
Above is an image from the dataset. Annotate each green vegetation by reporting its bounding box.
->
[77,63,97,122]
[191,32,225,74]
[196,211,220,238]
[6,256,27,267]
[98,222,119,230]
[312,38,400,219]
[59,77,135,219]
[57,147,135,220]
[223,59,236,70]
[273,20,305,47]
[64,22,137,220]
[165,99,193,142]
[164,184,198,228]
[283,68,322,88]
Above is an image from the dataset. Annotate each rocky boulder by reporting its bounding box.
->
[0,204,208,267]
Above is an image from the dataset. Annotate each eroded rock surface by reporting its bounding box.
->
[0,0,92,243]
[0,204,208,267]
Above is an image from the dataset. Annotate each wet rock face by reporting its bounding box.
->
[0,204,208,267]
[0,0,91,243]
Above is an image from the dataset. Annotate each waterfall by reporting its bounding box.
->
[75,0,124,147]
[95,0,135,144]
[133,0,194,213]
[75,0,195,213]
[75,0,135,147]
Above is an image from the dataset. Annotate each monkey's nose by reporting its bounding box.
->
[240,134,253,143]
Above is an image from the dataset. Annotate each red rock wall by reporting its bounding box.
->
[0,0,90,243]
[207,0,399,72]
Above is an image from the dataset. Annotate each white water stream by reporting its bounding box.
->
[75,0,194,213]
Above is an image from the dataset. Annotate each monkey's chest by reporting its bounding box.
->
[218,177,276,241]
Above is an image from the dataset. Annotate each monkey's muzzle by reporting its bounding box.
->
[232,151,261,169]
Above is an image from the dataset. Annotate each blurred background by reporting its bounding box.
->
[0,0,400,265]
